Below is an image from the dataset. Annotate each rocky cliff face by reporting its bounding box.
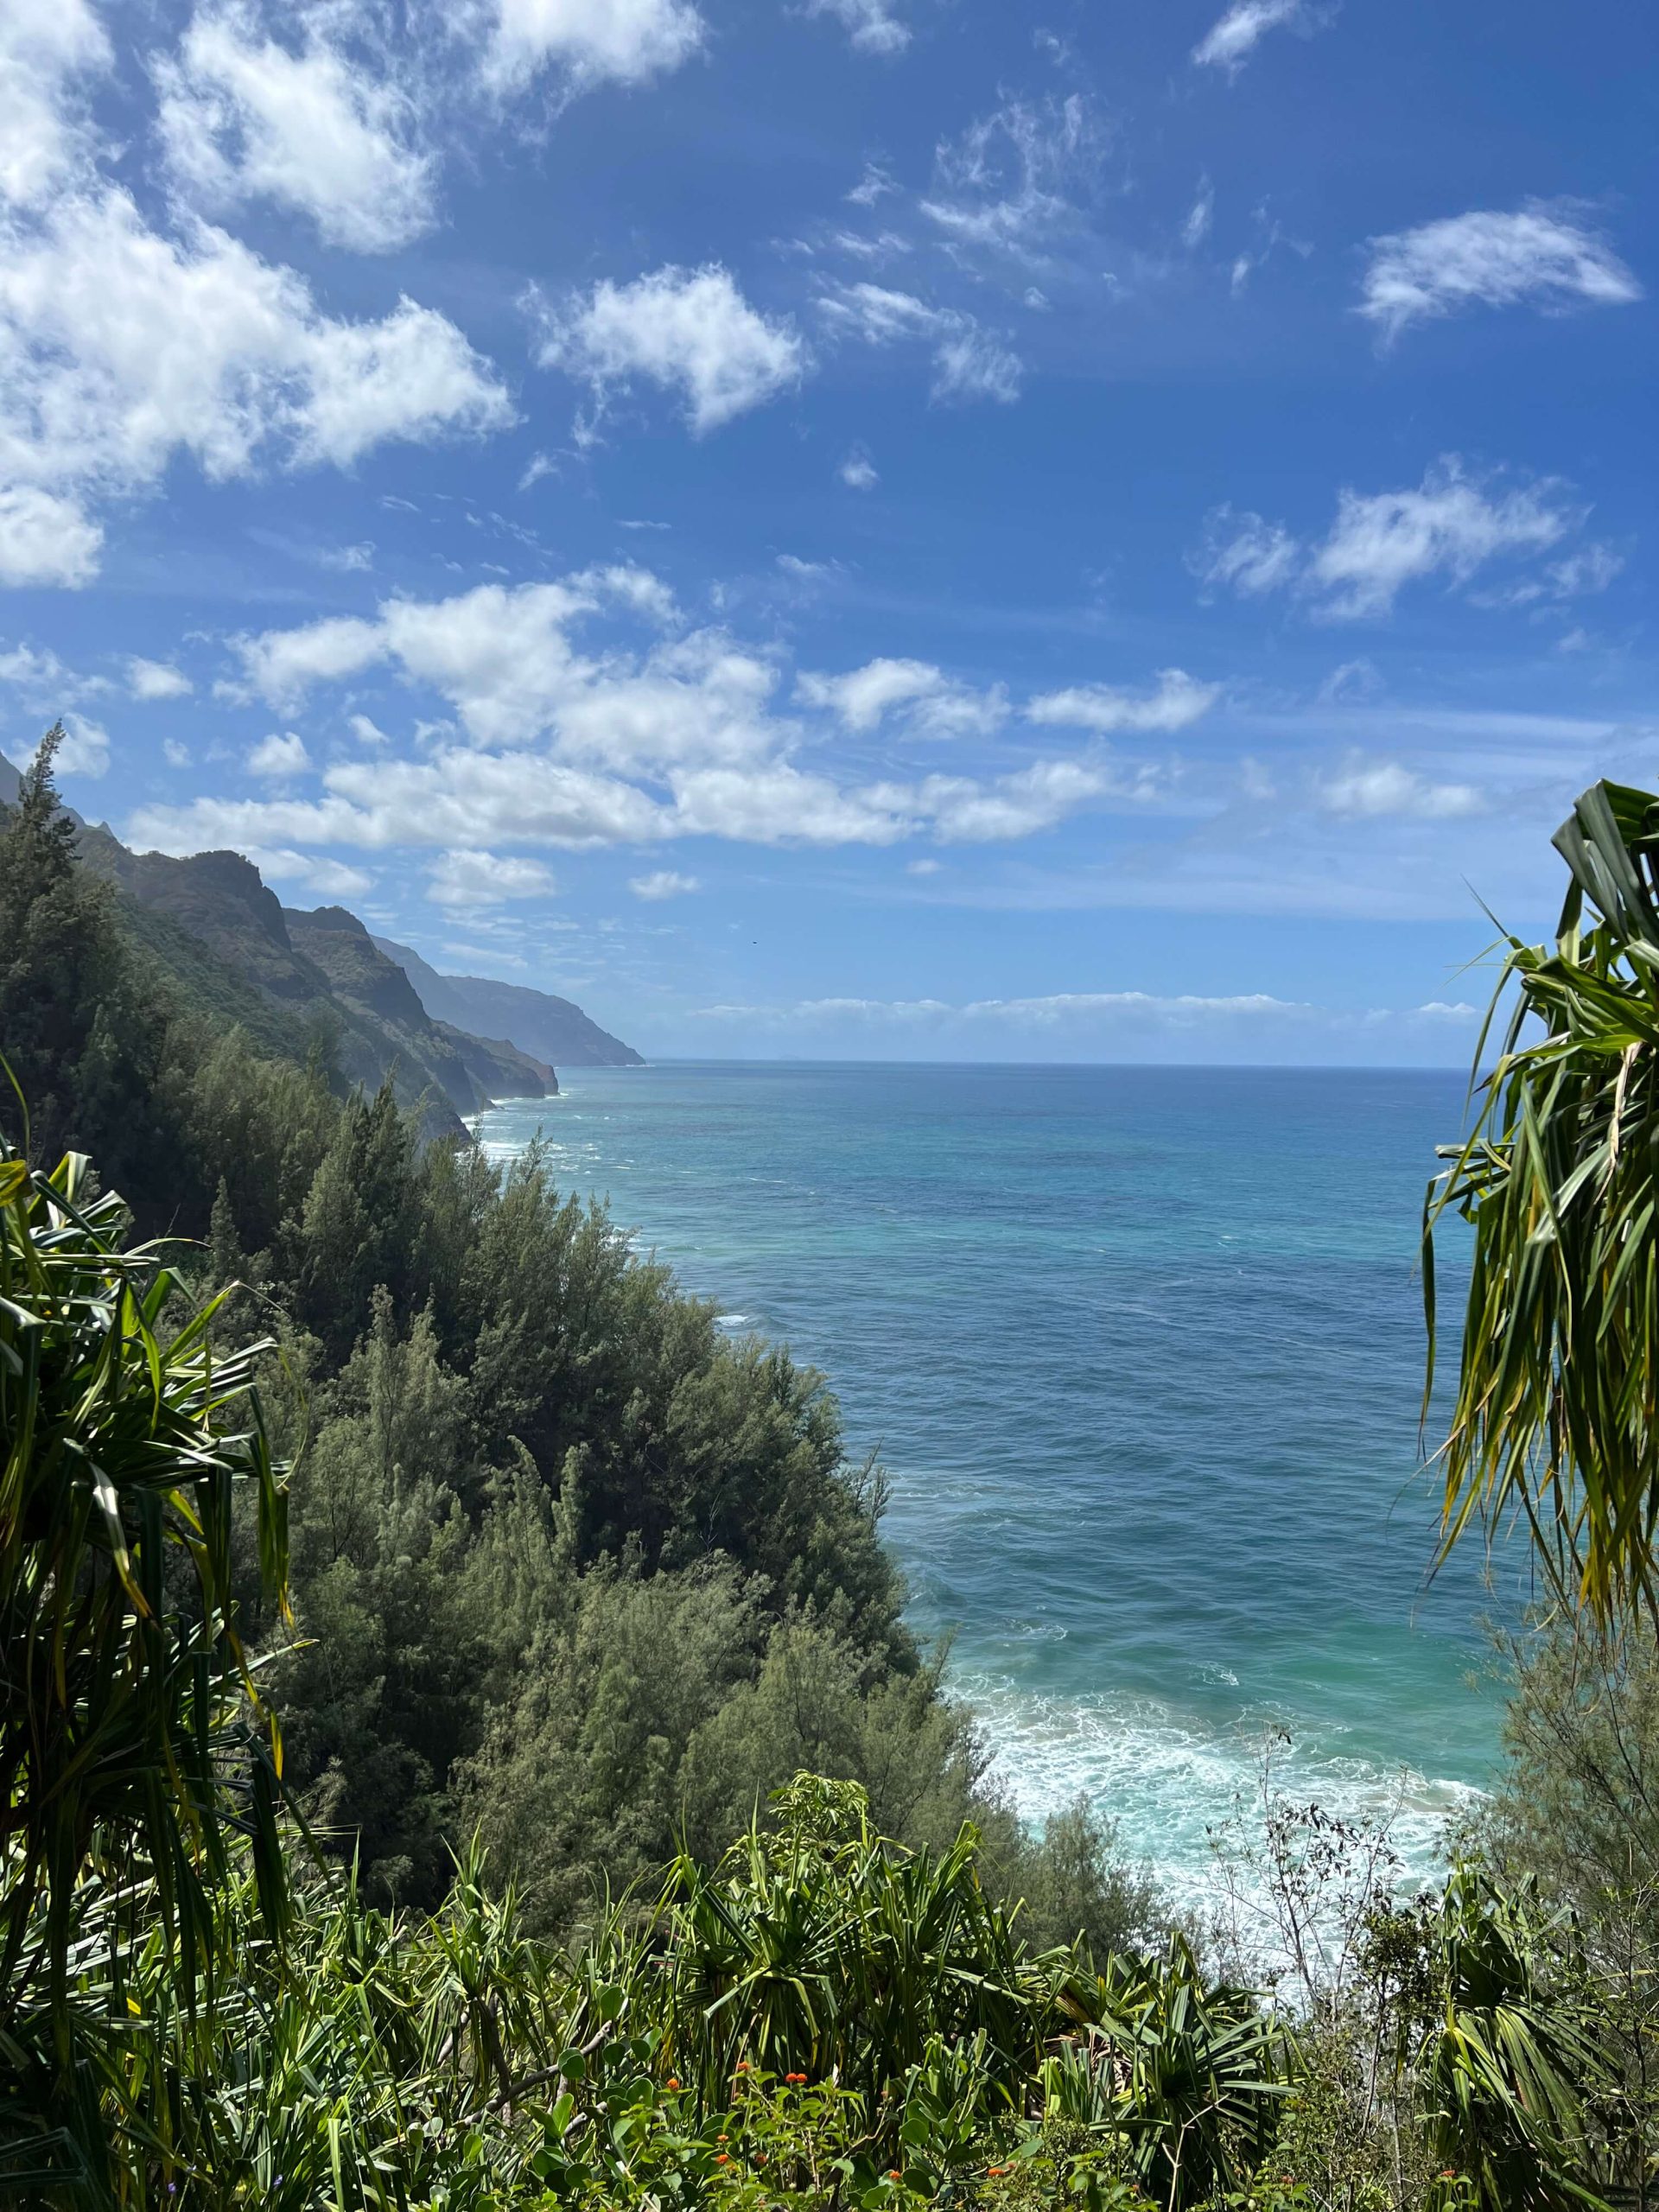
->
[372,936,645,1068]
[1,750,630,1126]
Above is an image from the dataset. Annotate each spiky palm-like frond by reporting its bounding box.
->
[0,1130,289,2196]
[1426,779,1659,1625]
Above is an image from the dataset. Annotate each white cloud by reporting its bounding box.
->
[163,739,191,767]
[154,5,436,254]
[38,709,108,779]
[798,657,948,730]
[1192,460,1580,620]
[630,868,699,898]
[0,641,75,697]
[0,177,512,585]
[235,616,388,708]
[1183,177,1214,250]
[804,0,910,54]
[1360,203,1642,341]
[428,848,556,906]
[913,758,1124,842]
[921,93,1101,268]
[1192,0,1319,75]
[1026,669,1219,734]
[483,0,705,91]
[245,844,372,898]
[531,264,804,434]
[847,164,896,207]
[136,569,1161,870]
[1316,757,1484,821]
[839,447,879,488]
[0,0,110,215]
[315,542,375,574]
[698,988,1315,1028]
[818,283,1022,404]
[1308,461,1573,620]
[128,656,193,700]
[1188,505,1300,597]
[797,658,1011,740]
[0,486,103,587]
[248,730,312,778]
[348,712,391,745]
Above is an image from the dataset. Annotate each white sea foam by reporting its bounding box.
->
[960,1673,1484,1927]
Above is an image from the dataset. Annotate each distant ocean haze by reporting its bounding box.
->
[474,1062,1502,1904]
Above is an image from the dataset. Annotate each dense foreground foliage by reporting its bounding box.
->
[5,753,1659,2204]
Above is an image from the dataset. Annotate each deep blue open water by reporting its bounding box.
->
[474,1063,1503,1902]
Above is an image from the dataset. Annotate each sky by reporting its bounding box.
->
[0,0,1653,1065]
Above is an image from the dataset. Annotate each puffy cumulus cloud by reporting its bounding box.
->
[233,570,709,754]
[244,845,373,899]
[154,5,436,254]
[839,447,879,489]
[797,657,949,731]
[248,730,312,777]
[127,656,193,700]
[427,849,556,906]
[482,0,705,92]
[530,265,804,435]
[796,658,1010,740]
[1192,0,1319,75]
[1316,757,1485,821]
[817,283,1022,404]
[804,0,910,54]
[1026,670,1219,735]
[233,614,388,708]
[1191,459,1581,620]
[0,486,103,588]
[0,35,512,588]
[134,571,1161,868]
[907,758,1129,843]
[0,639,92,705]
[1360,203,1642,342]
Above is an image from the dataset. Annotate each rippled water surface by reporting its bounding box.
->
[474,1062,1500,1899]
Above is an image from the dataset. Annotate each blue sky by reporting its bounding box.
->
[1,0,1653,1063]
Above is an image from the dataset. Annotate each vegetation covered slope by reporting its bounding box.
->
[0,739,561,1137]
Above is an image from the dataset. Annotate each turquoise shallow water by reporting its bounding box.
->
[474,1062,1503,1903]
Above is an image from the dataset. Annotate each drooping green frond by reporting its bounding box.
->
[1426,779,1659,1626]
[0,1128,289,2195]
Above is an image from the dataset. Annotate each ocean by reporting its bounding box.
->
[473,1061,1503,1906]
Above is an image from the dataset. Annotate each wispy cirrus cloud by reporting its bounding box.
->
[803,0,911,54]
[1359,202,1642,340]
[1026,670,1220,734]
[1192,0,1326,77]
[817,281,1022,402]
[1191,458,1592,620]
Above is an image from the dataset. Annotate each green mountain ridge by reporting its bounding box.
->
[0,750,583,1134]
[372,933,645,1068]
